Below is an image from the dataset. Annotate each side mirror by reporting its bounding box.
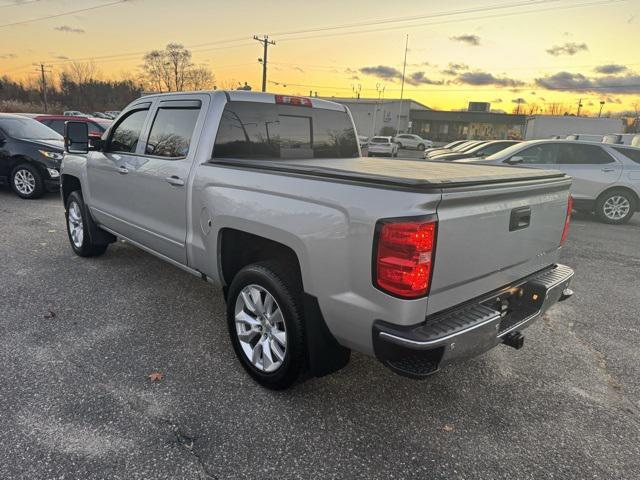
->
[506,155,524,165]
[64,121,89,154]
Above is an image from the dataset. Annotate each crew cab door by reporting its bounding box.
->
[87,103,152,238]
[88,97,205,264]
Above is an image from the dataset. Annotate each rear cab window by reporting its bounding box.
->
[213,101,358,160]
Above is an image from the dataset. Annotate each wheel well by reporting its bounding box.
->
[597,186,639,210]
[61,174,82,206]
[219,229,303,289]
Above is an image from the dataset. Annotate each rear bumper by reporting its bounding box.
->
[372,264,574,378]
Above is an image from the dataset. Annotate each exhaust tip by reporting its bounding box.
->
[503,331,524,350]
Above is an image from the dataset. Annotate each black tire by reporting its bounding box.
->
[10,163,44,199]
[226,261,306,390]
[65,191,108,257]
[595,189,637,225]
[417,143,425,151]
[396,143,403,149]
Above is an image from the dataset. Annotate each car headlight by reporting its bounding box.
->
[46,168,60,178]
[39,150,64,160]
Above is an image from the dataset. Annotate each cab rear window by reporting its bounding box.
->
[213,101,358,160]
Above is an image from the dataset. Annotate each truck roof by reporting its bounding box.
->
[139,90,346,112]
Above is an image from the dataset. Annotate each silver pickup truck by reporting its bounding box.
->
[60,91,574,390]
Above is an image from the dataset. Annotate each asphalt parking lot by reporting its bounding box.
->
[1,186,639,480]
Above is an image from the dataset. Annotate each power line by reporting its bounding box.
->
[0,0,42,9]
[274,0,628,43]
[0,0,128,29]
[6,0,624,70]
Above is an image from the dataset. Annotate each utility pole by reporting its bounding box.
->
[371,83,385,138]
[396,35,408,136]
[598,100,605,118]
[253,35,275,92]
[576,98,583,116]
[34,63,51,113]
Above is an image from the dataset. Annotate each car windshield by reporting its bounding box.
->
[0,117,62,140]
[444,140,462,148]
[370,137,390,144]
[485,142,528,160]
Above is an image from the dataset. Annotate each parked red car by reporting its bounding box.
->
[34,115,112,140]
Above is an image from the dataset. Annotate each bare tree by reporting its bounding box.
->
[140,43,215,92]
[186,65,215,91]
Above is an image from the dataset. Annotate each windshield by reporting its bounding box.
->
[444,140,462,148]
[485,142,527,160]
[0,117,62,140]
[370,137,390,144]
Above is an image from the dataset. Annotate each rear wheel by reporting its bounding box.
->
[11,164,44,199]
[65,191,109,257]
[596,189,636,224]
[227,261,306,390]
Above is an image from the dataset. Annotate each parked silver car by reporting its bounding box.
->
[455,139,640,224]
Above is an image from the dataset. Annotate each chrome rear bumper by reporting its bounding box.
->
[372,264,574,378]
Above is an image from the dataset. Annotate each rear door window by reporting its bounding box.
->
[557,144,614,164]
[145,106,200,158]
[108,109,149,153]
[214,101,358,160]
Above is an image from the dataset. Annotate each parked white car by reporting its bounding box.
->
[367,136,399,157]
[63,110,89,117]
[455,139,640,224]
[358,135,369,148]
[393,133,433,150]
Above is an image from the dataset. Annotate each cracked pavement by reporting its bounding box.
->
[0,188,638,479]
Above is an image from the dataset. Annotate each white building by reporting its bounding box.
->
[319,97,431,138]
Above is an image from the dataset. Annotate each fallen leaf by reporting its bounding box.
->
[442,424,455,433]
[148,371,164,382]
[44,309,56,319]
[47,229,56,233]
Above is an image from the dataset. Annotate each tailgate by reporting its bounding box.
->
[426,176,572,315]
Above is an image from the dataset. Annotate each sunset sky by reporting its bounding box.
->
[1,0,639,114]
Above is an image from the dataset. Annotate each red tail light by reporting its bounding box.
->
[374,217,437,298]
[275,95,312,107]
[560,195,573,245]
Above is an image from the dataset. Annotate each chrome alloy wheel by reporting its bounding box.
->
[603,195,630,221]
[234,284,287,373]
[67,201,84,248]
[14,169,35,196]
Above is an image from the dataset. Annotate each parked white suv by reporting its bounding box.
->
[394,134,433,150]
[367,136,399,157]
[456,139,640,224]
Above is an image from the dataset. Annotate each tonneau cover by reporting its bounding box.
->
[213,157,567,190]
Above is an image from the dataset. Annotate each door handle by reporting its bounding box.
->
[118,166,129,174]
[601,168,615,172]
[165,175,185,186]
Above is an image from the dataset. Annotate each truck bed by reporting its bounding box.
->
[212,157,568,191]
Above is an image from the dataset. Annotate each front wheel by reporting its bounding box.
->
[65,191,108,257]
[417,143,425,151]
[227,261,306,390]
[596,189,636,224]
[11,164,44,199]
